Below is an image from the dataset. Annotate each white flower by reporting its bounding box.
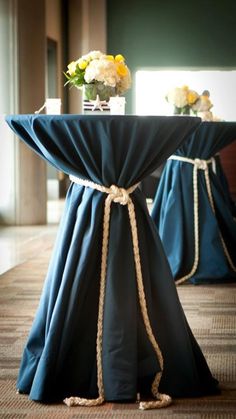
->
[166,87,188,108]
[84,59,120,87]
[82,50,104,62]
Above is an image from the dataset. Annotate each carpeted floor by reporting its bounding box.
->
[0,245,236,418]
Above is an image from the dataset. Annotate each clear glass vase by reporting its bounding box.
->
[174,105,190,115]
[82,83,117,114]
[83,83,116,101]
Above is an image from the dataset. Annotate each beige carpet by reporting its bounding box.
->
[0,247,236,418]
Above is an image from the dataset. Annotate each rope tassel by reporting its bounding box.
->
[64,176,172,410]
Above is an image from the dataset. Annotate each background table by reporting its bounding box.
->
[6,114,218,404]
[152,121,236,285]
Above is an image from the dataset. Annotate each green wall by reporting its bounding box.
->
[107,0,236,113]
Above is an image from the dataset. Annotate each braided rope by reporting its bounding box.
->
[64,176,172,410]
[127,201,171,409]
[168,156,236,286]
[204,167,236,273]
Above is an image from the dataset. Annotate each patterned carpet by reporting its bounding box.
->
[0,246,236,418]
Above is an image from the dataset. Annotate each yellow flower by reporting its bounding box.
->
[67,61,77,75]
[106,55,114,61]
[78,59,88,70]
[115,54,125,63]
[116,62,128,77]
[187,90,199,105]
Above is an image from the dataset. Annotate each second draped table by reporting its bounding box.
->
[152,121,236,285]
[5,114,219,408]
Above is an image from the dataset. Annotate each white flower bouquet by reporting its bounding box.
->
[166,86,217,120]
[166,85,199,115]
[64,50,131,101]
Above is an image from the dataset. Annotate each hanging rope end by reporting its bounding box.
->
[139,393,172,410]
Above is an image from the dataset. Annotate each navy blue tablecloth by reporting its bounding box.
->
[5,114,219,403]
[152,121,236,285]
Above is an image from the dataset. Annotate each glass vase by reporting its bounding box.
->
[83,83,116,101]
[82,83,116,114]
[174,105,190,115]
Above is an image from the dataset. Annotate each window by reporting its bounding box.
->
[135,69,236,121]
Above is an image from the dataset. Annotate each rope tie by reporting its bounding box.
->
[63,176,172,410]
[168,155,236,285]
[109,184,131,205]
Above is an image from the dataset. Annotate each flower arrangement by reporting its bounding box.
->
[166,86,215,120]
[166,85,199,115]
[64,50,131,100]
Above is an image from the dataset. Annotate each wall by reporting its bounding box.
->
[17,0,47,224]
[66,0,107,114]
[0,0,47,225]
[221,143,236,196]
[0,0,17,223]
[46,0,65,107]
[107,0,236,194]
[107,0,236,114]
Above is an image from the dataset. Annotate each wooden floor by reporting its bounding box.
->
[0,200,65,275]
[0,200,236,418]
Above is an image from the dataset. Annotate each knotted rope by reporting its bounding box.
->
[168,156,236,285]
[63,175,172,410]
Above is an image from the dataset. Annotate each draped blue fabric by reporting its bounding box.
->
[6,114,219,403]
[152,121,236,285]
